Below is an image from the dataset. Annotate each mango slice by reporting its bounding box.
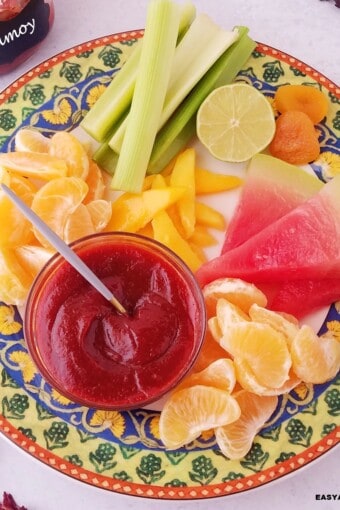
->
[195,167,242,194]
[152,210,202,272]
[107,187,185,232]
[170,148,196,238]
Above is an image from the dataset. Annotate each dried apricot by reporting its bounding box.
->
[269,110,320,165]
[275,84,328,124]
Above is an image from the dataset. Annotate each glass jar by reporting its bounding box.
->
[0,0,54,74]
[24,232,207,410]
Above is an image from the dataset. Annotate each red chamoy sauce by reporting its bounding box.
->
[24,233,206,410]
[0,0,54,74]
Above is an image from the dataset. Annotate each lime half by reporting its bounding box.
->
[196,83,276,162]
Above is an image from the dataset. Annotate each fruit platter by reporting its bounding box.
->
[0,0,339,500]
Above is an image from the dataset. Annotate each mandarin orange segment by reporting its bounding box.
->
[249,303,299,346]
[0,246,33,306]
[0,167,11,186]
[221,321,292,389]
[269,110,320,165]
[31,177,88,248]
[191,329,231,373]
[83,160,106,204]
[86,199,112,232]
[274,84,328,124]
[208,316,223,342]
[63,204,95,244]
[49,131,89,180]
[64,199,112,244]
[0,174,36,247]
[216,298,250,338]
[290,325,340,384]
[15,128,51,153]
[0,151,68,180]
[179,358,236,393]
[203,277,267,316]
[215,390,278,459]
[159,385,241,449]
[234,358,301,396]
[15,245,55,278]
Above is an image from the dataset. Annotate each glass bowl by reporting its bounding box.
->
[24,232,207,410]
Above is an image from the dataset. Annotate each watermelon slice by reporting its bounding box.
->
[196,175,340,287]
[258,279,340,318]
[222,153,323,252]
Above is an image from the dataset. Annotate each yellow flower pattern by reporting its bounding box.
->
[293,382,309,400]
[314,151,340,179]
[51,389,72,406]
[149,415,160,440]
[90,409,126,438]
[326,320,340,341]
[0,305,22,335]
[41,98,72,125]
[267,96,279,118]
[86,84,106,109]
[9,350,37,383]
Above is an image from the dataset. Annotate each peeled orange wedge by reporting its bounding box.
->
[191,329,230,373]
[249,303,299,347]
[0,174,36,247]
[221,321,292,389]
[203,277,267,316]
[179,358,236,393]
[15,245,55,278]
[64,199,112,244]
[83,160,106,203]
[31,177,89,247]
[0,247,33,306]
[159,385,241,449]
[215,390,278,459]
[234,358,301,396]
[0,151,68,180]
[215,298,250,338]
[49,131,89,180]
[86,199,112,232]
[291,325,340,384]
[14,128,50,153]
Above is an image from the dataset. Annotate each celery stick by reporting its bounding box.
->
[147,27,256,174]
[81,2,195,143]
[177,1,196,38]
[111,0,180,193]
[109,16,238,153]
[81,40,142,143]
[93,142,118,175]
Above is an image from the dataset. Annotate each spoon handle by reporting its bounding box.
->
[1,183,127,315]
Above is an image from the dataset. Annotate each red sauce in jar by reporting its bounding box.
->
[25,233,206,409]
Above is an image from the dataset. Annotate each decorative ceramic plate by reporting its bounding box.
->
[0,30,339,500]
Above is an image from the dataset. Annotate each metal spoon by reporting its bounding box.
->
[1,183,127,315]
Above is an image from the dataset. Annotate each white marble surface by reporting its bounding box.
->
[0,0,339,508]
